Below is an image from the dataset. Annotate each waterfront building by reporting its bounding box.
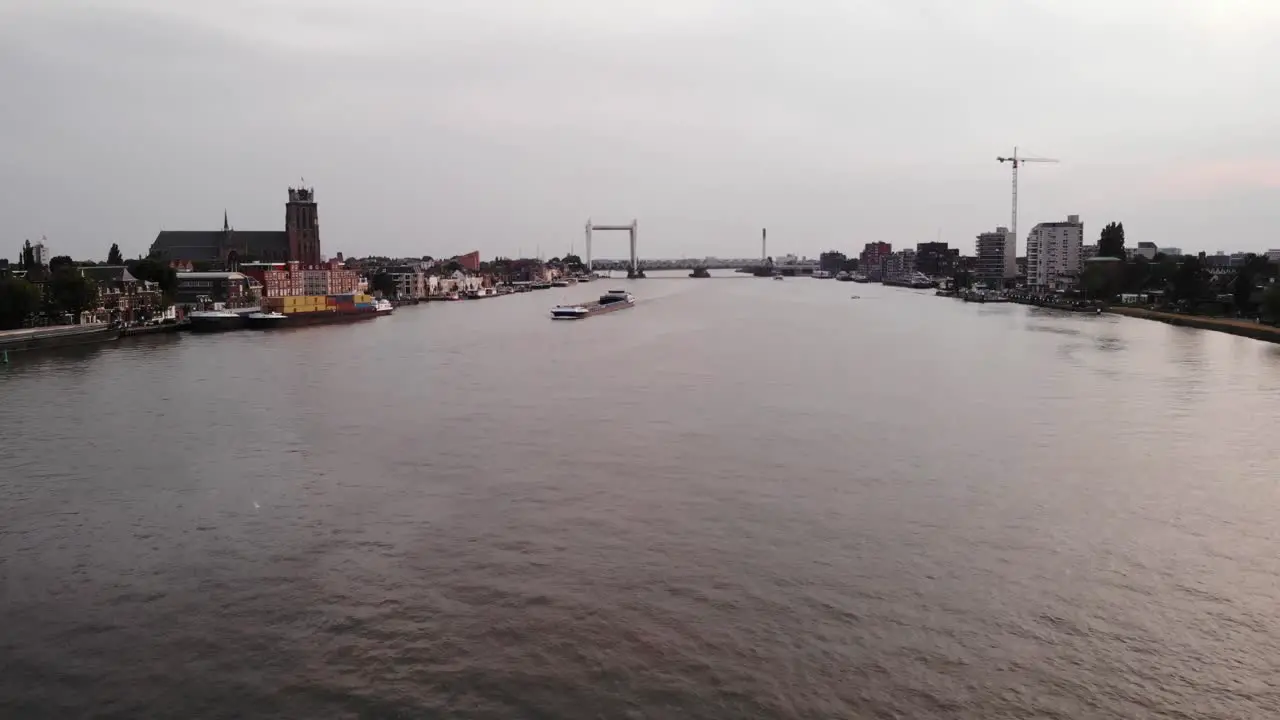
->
[33,239,49,267]
[1160,246,1183,257]
[1266,249,1280,263]
[80,266,164,323]
[239,261,360,298]
[975,227,1014,288]
[1026,215,1084,291]
[454,251,481,272]
[859,242,892,281]
[149,186,322,268]
[914,242,957,277]
[882,251,905,281]
[386,265,429,299]
[173,271,260,305]
[1081,244,1099,262]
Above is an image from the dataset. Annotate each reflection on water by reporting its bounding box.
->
[2,274,1279,719]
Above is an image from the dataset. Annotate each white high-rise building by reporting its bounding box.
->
[1026,215,1084,291]
[975,227,1015,288]
[32,239,49,267]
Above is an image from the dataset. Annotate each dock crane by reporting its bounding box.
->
[997,148,1059,248]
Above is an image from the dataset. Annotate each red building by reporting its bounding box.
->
[454,251,481,272]
[859,242,893,279]
[240,261,359,298]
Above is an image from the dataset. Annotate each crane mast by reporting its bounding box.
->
[996,147,1059,259]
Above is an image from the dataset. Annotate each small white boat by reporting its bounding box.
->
[374,298,394,315]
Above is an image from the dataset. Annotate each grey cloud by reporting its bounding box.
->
[2,0,1279,261]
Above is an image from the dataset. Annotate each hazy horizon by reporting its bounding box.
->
[4,0,1279,262]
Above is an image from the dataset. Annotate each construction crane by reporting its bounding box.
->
[997,147,1059,248]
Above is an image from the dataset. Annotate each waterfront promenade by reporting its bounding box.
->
[1106,306,1280,343]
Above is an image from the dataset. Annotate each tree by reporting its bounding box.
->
[1234,263,1256,312]
[48,255,75,274]
[0,276,43,329]
[22,239,35,269]
[562,254,583,268]
[1097,222,1126,259]
[1262,284,1280,323]
[370,271,397,297]
[107,243,123,265]
[127,258,178,299]
[1121,256,1151,293]
[1170,256,1207,304]
[47,268,97,322]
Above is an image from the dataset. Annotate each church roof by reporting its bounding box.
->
[149,230,289,261]
[227,231,289,253]
[149,231,223,261]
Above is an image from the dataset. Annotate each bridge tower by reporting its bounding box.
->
[585,219,637,273]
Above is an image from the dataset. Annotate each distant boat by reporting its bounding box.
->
[550,289,635,320]
[374,298,394,315]
[773,275,784,281]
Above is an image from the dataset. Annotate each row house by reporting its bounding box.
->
[81,265,165,322]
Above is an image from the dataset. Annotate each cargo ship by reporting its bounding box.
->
[244,311,288,329]
[550,289,635,320]
[189,308,252,333]
[255,292,382,328]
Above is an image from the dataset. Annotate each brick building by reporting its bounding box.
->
[239,261,360,298]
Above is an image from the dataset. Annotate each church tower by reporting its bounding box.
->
[285,185,321,265]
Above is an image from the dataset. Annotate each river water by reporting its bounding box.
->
[2,272,1279,718]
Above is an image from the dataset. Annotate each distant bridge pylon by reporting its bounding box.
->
[585,219,637,273]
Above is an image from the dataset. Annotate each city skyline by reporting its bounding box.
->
[3,1,1279,261]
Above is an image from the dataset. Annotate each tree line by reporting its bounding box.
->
[1,242,178,330]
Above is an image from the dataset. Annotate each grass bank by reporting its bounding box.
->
[1107,306,1280,343]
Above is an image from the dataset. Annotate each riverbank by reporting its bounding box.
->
[1108,306,1280,343]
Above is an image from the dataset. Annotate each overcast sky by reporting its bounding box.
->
[3,0,1279,262]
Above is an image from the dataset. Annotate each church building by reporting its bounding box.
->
[148,186,322,268]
